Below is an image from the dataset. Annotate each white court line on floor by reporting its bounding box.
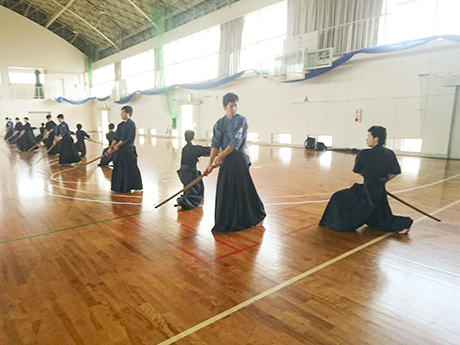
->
[157,197,460,345]
[40,171,460,207]
[392,173,460,194]
[265,173,460,206]
[21,153,460,208]
[41,192,146,207]
[263,170,451,199]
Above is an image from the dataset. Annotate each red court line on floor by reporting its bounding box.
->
[99,197,318,264]
[116,211,210,264]
[209,243,261,263]
[209,222,320,263]
[180,223,241,251]
[171,244,209,265]
[180,223,196,232]
[214,238,241,251]
[282,223,318,237]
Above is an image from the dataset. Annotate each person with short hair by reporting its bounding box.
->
[206,92,266,232]
[176,130,211,210]
[319,125,413,234]
[74,123,90,157]
[107,106,143,193]
[55,114,81,165]
[22,117,39,151]
[4,117,14,141]
[99,123,116,166]
[35,122,46,143]
[10,117,26,151]
[44,114,59,155]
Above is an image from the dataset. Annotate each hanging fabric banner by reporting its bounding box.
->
[55,96,110,105]
[179,71,245,90]
[292,35,460,82]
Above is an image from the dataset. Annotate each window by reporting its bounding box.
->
[92,64,114,97]
[248,132,260,142]
[240,1,287,71]
[138,128,145,135]
[379,0,460,45]
[149,129,157,135]
[163,26,220,85]
[121,50,155,92]
[386,138,423,152]
[272,133,292,144]
[9,67,45,84]
[317,135,333,147]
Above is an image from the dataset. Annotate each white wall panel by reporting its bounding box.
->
[369,98,398,133]
[394,97,422,138]
[421,94,455,158]
[371,57,401,99]
[92,39,459,158]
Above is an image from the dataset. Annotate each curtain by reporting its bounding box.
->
[287,0,384,53]
[154,46,165,88]
[218,17,244,76]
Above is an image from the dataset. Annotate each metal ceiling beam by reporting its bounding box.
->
[71,33,79,44]
[10,0,25,10]
[102,0,216,53]
[94,17,104,29]
[45,0,76,29]
[165,0,207,20]
[24,2,32,16]
[126,0,161,31]
[50,0,121,51]
[123,0,207,38]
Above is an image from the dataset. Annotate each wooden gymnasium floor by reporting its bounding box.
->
[0,135,459,345]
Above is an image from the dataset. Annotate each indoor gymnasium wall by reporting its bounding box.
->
[92,1,459,158]
[0,6,92,130]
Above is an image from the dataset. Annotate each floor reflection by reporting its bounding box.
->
[319,151,332,169]
[400,156,421,175]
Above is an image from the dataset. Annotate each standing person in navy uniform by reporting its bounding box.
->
[206,92,265,232]
[44,115,59,155]
[55,114,81,165]
[22,117,39,151]
[107,106,143,193]
[320,126,413,234]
